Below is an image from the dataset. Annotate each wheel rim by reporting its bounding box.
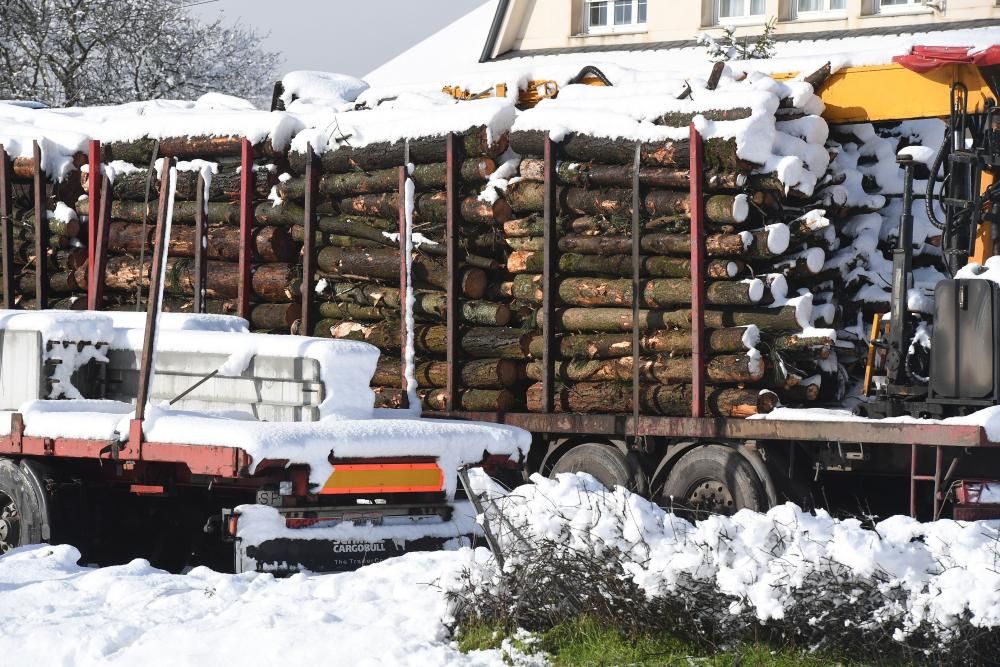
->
[680,478,735,517]
[0,491,20,554]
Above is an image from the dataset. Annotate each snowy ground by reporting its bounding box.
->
[0,544,507,667]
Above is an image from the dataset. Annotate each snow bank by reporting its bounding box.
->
[0,543,511,667]
[465,471,1000,644]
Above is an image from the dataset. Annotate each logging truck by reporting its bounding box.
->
[3,49,1000,574]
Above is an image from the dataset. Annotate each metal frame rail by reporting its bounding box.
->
[32,142,48,310]
[0,144,13,309]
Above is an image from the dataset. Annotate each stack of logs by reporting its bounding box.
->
[282,127,528,412]
[6,202,88,309]
[502,130,840,417]
[75,139,302,331]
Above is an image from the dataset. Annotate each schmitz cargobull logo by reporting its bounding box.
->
[330,541,389,554]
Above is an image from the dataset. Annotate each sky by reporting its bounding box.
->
[191,0,486,79]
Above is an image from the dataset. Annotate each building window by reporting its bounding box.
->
[796,0,846,14]
[584,0,647,33]
[717,0,766,21]
[877,0,924,12]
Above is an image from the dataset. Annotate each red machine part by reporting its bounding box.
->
[894,45,1000,73]
[953,479,1000,521]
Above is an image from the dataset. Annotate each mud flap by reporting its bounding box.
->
[238,534,474,574]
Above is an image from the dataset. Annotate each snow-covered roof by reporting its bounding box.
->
[365,3,1000,94]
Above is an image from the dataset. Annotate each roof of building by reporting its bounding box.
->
[364,3,1000,95]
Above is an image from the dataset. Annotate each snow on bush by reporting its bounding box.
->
[451,471,1000,662]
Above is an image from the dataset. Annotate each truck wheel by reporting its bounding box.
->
[660,445,767,517]
[550,443,643,492]
[0,460,48,553]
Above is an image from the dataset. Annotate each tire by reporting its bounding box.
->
[0,459,49,553]
[550,443,644,493]
[660,444,767,517]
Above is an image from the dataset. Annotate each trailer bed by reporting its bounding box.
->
[432,411,1000,448]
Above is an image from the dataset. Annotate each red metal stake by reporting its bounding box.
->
[193,171,208,313]
[398,164,410,411]
[88,173,112,311]
[542,134,558,414]
[445,133,462,412]
[237,138,253,320]
[689,124,706,418]
[87,139,101,302]
[300,143,318,334]
[32,141,48,310]
[0,144,13,310]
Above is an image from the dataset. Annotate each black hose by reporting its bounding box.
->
[568,65,613,87]
[925,129,950,231]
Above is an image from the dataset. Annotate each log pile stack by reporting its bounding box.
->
[75,140,301,331]
[282,128,526,412]
[5,201,88,309]
[497,74,846,417]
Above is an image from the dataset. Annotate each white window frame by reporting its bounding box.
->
[792,0,847,19]
[876,0,930,14]
[715,0,767,25]
[583,0,648,35]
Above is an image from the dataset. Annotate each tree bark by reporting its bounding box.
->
[527,327,753,359]
[507,251,743,278]
[85,168,275,202]
[526,382,776,417]
[511,276,763,307]
[372,358,519,389]
[326,322,531,358]
[337,191,512,224]
[102,256,297,302]
[101,136,275,164]
[518,159,746,191]
[291,159,497,199]
[286,127,508,173]
[526,354,764,384]
[316,247,487,298]
[106,221,296,262]
[534,306,804,332]
[374,387,520,412]
[509,131,750,171]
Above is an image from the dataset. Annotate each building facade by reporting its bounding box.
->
[486,0,1000,57]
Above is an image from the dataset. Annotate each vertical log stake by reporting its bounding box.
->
[542,134,559,413]
[135,160,174,423]
[0,145,13,309]
[398,163,411,411]
[86,140,101,302]
[237,138,253,320]
[689,124,707,418]
[631,143,642,432]
[300,143,318,333]
[32,142,48,310]
[89,173,113,311]
[193,171,208,314]
[446,133,462,411]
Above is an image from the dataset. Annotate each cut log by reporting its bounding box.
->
[102,256,297,302]
[337,192,513,224]
[374,387,519,412]
[509,131,750,171]
[316,247,487,298]
[85,168,274,201]
[101,136,275,164]
[327,322,531,359]
[527,327,754,359]
[287,127,508,173]
[518,158,746,191]
[372,358,519,389]
[511,275,764,307]
[107,221,296,262]
[526,354,764,384]
[307,159,497,198]
[534,305,806,332]
[526,381,777,417]
[507,251,743,279]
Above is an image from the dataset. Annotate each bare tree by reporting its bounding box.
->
[0,0,281,107]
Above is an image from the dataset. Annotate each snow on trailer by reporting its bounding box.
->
[0,309,528,572]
